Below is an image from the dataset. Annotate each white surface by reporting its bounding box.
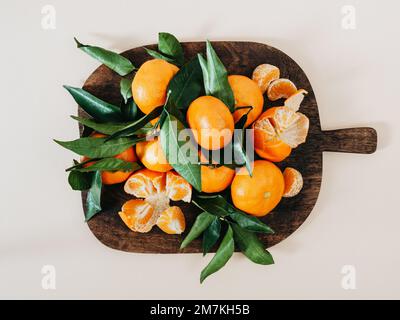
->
[1,0,399,299]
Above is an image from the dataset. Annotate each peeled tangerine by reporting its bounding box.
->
[253,106,309,162]
[119,169,192,234]
[252,64,280,94]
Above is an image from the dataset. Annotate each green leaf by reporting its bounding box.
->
[105,105,163,140]
[228,211,274,234]
[85,171,102,221]
[54,136,142,158]
[202,217,221,255]
[159,111,201,191]
[167,58,204,111]
[158,32,184,65]
[64,86,122,122]
[68,170,93,190]
[200,225,234,283]
[71,116,151,136]
[231,223,274,265]
[232,110,253,175]
[144,48,176,63]
[74,38,135,76]
[74,158,141,173]
[120,98,138,121]
[197,41,235,110]
[192,194,232,217]
[120,76,133,104]
[180,211,215,249]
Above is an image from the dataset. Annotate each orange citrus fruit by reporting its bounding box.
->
[252,64,280,94]
[283,167,303,198]
[228,75,264,127]
[231,160,284,216]
[253,106,309,162]
[157,206,186,234]
[131,59,179,114]
[81,133,138,185]
[186,96,234,150]
[284,89,308,111]
[136,137,172,172]
[253,111,291,162]
[121,169,192,234]
[267,78,297,101]
[199,152,235,193]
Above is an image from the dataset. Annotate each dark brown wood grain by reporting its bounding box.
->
[79,41,377,254]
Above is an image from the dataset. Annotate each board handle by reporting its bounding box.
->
[321,127,377,154]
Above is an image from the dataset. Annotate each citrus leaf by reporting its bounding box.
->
[75,38,135,76]
[198,41,235,110]
[85,171,102,221]
[105,105,163,141]
[120,76,133,104]
[158,32,184,65]
[63,86,122,122]
[200,225,234,283]
[167,57,204,110]
[68,170,93,190]
[202,217,221,255]
[54,136,143,158]
[120,98,138,121]
[192,194,231,217]
[71,116,151,136]
[231,223,274,265]
[228,211,274,234]
[233,111,253,175]
[75,158,141,173]
[160,111,201,191]
[144,48,176,63]
[180,211,215,249]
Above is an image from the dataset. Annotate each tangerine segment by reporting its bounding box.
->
[231,160,284,217]
[228,75,264,127]
[253,115,291,162]
[187,96,234,150]
[124,168,165,198]
[156,206,186,234]
[136,138,172,172]
[284,89,308,112]
[263,106,309,148]
[283,167,303,198]
[267,79,297,101]
[166,171,192,203]
[252,64,280,94]
[118,199,157,233]
[132,59,179,115]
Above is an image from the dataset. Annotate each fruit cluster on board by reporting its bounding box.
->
[55,33,309,282]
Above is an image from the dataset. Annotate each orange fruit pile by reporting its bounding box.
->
[120,169,191,234]
[116,58,310,228]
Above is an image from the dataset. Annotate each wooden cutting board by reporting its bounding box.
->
[80,41,377,253]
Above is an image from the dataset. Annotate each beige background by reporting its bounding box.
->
[1,0,399,299]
